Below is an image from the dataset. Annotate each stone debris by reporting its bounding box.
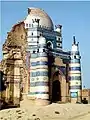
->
[55,111,60,114]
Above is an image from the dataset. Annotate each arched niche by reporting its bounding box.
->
[47,41,53,49]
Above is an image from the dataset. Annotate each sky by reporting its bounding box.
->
[0,1,90,88]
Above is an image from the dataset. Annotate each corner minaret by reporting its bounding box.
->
[24,8,51,105]
[69,36,82,103]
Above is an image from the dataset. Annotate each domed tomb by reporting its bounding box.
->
[24,7,54,30]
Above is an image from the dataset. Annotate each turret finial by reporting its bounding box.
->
[28,8,31,14]
[73,36,76,44]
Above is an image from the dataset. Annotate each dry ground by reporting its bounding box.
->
[0,101,90,120]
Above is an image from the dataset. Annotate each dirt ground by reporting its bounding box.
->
[0,101,90,120]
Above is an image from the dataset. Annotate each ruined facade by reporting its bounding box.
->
[82,89,90,103]
[0,7,82,106]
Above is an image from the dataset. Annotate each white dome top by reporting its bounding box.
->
[25,7,54,30]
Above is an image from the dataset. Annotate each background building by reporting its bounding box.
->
[82,89,90,104]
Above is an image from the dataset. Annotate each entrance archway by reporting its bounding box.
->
[52,80,61,102]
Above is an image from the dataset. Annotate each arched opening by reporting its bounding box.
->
[47,41,53,49]
[52,80,61,102]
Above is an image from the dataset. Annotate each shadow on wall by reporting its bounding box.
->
[0,71,6,92]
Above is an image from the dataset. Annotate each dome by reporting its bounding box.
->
[25,7,54,30]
